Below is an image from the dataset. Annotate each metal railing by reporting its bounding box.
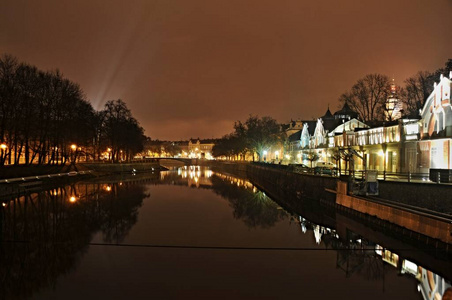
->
[251,162,449,184]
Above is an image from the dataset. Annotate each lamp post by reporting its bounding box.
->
[0,143,7,165]
[71,144,77,162]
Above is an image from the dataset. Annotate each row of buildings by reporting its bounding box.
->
[143,139,215,160]
[279,72,452,174]
[144,72,451,176]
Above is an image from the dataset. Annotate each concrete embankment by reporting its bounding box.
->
[0,161,161,199]
[210,161,452,246]
[211,161,452,215]
[335,180,452,245]
[211,161,337,203]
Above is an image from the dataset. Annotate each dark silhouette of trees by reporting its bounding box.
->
[212,133,246,160]
[0,54,147,166]
[339,74,391,122]
[210,175,288,228]
[100,99,146,162]
[212,115,282,161]
[401,71,434,116]
[402,59,452,116]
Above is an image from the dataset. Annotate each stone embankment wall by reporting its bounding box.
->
[210,161,337,203]
[210,161,452,215]
[245,164,337,203]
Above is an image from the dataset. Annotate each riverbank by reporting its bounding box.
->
[210,161,452,248]
[0,164,76,179]
[210,161,452,215]
[0,161,162,199]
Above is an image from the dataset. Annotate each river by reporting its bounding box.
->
[0,166,450,299]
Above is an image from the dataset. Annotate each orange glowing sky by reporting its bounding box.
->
[1,0,451,140]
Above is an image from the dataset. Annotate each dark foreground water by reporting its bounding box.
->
[1,167,450,299]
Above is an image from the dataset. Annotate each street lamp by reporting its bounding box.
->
[0,144,7,150]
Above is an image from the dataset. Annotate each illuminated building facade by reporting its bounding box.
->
[289,72,452,173]
[188,139,214,159]
[385,79,404,121]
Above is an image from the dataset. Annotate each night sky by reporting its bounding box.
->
[1,0,451,140]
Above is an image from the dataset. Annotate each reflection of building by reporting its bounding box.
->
[416,267,451,300]
[176,165,213,188]
[188,139,214,159]
[296,212,452,300]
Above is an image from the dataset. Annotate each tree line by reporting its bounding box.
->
[339,59,452,122]
[0,54,146,166]
[213,115,283,161]
[213,59,451,160]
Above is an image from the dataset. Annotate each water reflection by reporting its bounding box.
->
[210,174,287,229]
[295,214,452,299]
[0,167,451,299]
[160,166,287,229]
[165,166,452,299]
[0,179,150,299]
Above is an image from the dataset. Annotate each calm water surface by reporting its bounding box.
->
[1,167,450,299]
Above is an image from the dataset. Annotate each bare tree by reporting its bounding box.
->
[340,74,390,122]
[401,71,433,116]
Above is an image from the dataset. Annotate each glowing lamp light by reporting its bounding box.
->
[275,151,279,156]
[263,150,268,155]
[0,144,7,150]
[106,186,112,192]
[71,144,77,150]
[69,196,77,203]
[2,202,6,207]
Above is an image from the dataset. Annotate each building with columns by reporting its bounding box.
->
[287,72,452,175]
